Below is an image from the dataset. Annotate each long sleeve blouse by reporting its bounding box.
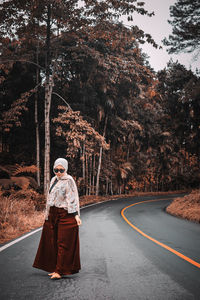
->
[45,173,80,220]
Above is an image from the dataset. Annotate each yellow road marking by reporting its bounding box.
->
[121,198,200,269]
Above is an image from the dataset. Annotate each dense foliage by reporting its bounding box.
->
[163,0,200,54]
[0,1,199,195]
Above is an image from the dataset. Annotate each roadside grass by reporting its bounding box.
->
[79,190,187,207]
[0,189,190,245]
[0,189,45,244]
[166,190,200,223]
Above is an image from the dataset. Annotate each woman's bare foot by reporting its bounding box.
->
[48,272,55,276]
[50,272,61,279]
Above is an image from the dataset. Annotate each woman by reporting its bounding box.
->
[33,158,81,279]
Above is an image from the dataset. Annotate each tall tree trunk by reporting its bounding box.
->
[96,146,103,196]
[35,42,40,186]
[156,172,159,191]
[96,115,108,195]
[92,153,95,195]
[85,153,88,195]
[44,77,53,194]
[110,179,113,195]
[44,4,52,195]
[119,185,121,195]
[89,156,92,195]
[110,151,113,195]
[82,143,86,193]
[106,177,109,195]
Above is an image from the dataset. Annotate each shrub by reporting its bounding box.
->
[166,190,200,223]
[0,188,45,244]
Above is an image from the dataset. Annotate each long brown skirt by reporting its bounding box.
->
[32,206,81,275]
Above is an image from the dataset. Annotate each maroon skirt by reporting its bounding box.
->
[32,206,81,275]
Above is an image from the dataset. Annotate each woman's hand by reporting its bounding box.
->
[75,215,82,226]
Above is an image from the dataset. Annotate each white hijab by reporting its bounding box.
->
[53,158,68,172]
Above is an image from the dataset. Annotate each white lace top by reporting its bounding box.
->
[45,174,80,220]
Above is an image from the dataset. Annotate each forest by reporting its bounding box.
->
[0,0,199,199]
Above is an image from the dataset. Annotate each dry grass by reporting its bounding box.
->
[0,189,45,244]
[166,190,200,223]
[79,190,187,207]
[0,189,188,245]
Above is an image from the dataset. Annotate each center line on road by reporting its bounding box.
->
[121,198,200,269]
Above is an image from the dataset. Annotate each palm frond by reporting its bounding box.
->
[12,165,38,176]
[118,162,133,180]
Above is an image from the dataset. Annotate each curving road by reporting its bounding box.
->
[0,194,200,300]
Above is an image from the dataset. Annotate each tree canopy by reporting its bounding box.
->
[163,0,200,54]
[0,0,199,195]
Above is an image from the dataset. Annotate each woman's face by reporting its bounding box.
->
[54,164,66,178]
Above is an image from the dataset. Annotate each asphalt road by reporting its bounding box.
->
[0,194,200,300]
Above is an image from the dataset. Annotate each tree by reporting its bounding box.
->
[163,0,200,54]
[0,0,155,194]
[157,60,198,151]
[53,106,109,195]
[53,21,163,194]
[156,61,200,189]
[0,62,38,165]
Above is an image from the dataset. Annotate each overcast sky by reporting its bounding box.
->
[121,0,199,72]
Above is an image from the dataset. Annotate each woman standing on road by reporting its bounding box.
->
[33,158,81,279]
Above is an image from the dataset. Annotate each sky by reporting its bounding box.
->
[120,0,199,72]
